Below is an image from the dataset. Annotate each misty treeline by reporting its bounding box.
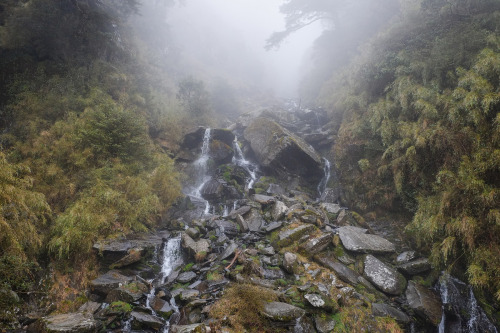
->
[278,0,500,309]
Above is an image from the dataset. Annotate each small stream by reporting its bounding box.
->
[187,128,212,215]
[232,138,258,190]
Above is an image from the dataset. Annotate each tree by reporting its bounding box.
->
[176,76,212,117]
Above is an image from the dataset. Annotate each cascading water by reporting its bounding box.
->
[188,128,212,215]
[144,236,182,333]
[232,138,258,189]
[438,273,498,333]
[317,158,331,197]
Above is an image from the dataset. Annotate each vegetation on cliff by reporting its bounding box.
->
[299,0,500,305]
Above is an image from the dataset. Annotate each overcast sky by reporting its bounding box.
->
[168,0,323,98]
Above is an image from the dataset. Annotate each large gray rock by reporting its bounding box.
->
[315,254,361,286]
[181,233,210,260]
[244,118,323,180]
[37,313,98,333]
[177,271,197,284]
[89,270,133,295]
[130,311,164,331]
[364,255,406,295]
[261,302,306,322]
[300,233,332,255]
[398,258,431,275]
[320,202,342,215]
[406,280,442,326]
[170,324,208,333]
[282,252,298,274]
[276,224,316,248]
[209,139,233,165]
[271,201,288,221]
[372,303,410,323]
[105,282,147,303]
[338,226,396,254]
[245,208,265,232]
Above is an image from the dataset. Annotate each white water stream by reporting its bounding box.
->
[232,138,258,189]
[317,158,331,197]
[188,128,212,215]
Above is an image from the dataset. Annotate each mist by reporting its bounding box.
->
[165,0,323,98]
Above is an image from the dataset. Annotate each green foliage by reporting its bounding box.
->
[176,76,212,117]
[320,0,500,301]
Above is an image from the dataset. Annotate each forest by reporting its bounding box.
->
[0,0,499,331]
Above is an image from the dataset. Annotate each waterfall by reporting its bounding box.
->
[438,273,498,333]
[317,158,331,197]
[188,128,212,215]
[232,138,258,189]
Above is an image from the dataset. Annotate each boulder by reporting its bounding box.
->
[363,255,406,295]
[177,271,197,284]
[253,194,275,205]
[37,313,98,333]
[245,208,265,232]
[235,214,249,232]
[212,220,239,236]
[90,271,133,295]
[282,252,298,274]
[261,302,306,322]
[243,118,323,181]
[406,280,442,326]
[271,201,288,221]
[105,282,147,303]
[320,202,342,215]
[276,224,316,248]
[338,226,396,254]
[396,251,417,264]
[398,258,431,275]
[219,241,238,261]
[266,183,286,195]
[209,140,233,165]
[315,316,336,333]
[372,303,410,323]
[130,311,164,331]
[300,233,332,255]
[150,297,174,319]
[109,247,143,269]
[228,205,251,219]
[181,233,210,261]
[315,254,361,286]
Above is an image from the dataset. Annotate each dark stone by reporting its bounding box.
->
[130,311,163,331]
[177,271,197,284]
[90,271,133,295]
[244,118,323,181]
[300,233,332,255]
[315,254,360,286]
[36,313,98,333]
[406,280,442,325]
[398,258,431,275]
[372,303,410,323]
[209,140,233,165]
[261,302,305,322]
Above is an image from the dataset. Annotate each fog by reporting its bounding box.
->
[166,0,322,98]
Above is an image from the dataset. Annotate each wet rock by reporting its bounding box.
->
[315,315,336,333]
[261,302,306,322]
[37,313,98,333]
[186,228,200,240]
[338,226,396,254]
[150,297,174,319]
[271,201,288,220]
[109,247,143,269]
[181,233,210,261]
[228,205,251,219]
[173,289,200,304]
[320,202,341,215]
[245,208,265,231]
[276,224,316,248]
[78,301,101,315]
[363,255,406,295]
[209,139,233,165]
[253,194,275,205]
[267,183,285,195]
[105,282,148,303]
[264,221,283,233]
[200,179,224,201]
[283,252,298,274]
[212,220,239,236]
[235,214,249,232]
[315,254,360,286]
[406,280,442,325]
[130,311,163,331]
[177,271,197,284]
[170,323,208,333]
[398,258,431,275]
[219,241,238,261]
[90,270,133,295]
[396,251,417,264]
[244,118,323,181]
[372,303,410,323]
[300,233,331,255]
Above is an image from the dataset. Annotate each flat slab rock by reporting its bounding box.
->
[261,302,306,322]
[38,312,98,333]
[90,270,133,295]
[277,224,316,248]
[315,254,361,286]
[363,255,406,295]
[338,226,396,254]
[130,311,163,331]
[372,303,410,323]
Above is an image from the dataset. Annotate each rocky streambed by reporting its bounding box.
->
[27,106,498,332]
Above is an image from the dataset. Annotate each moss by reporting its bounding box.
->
[109,301,132,314]
[183,262,195,272]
